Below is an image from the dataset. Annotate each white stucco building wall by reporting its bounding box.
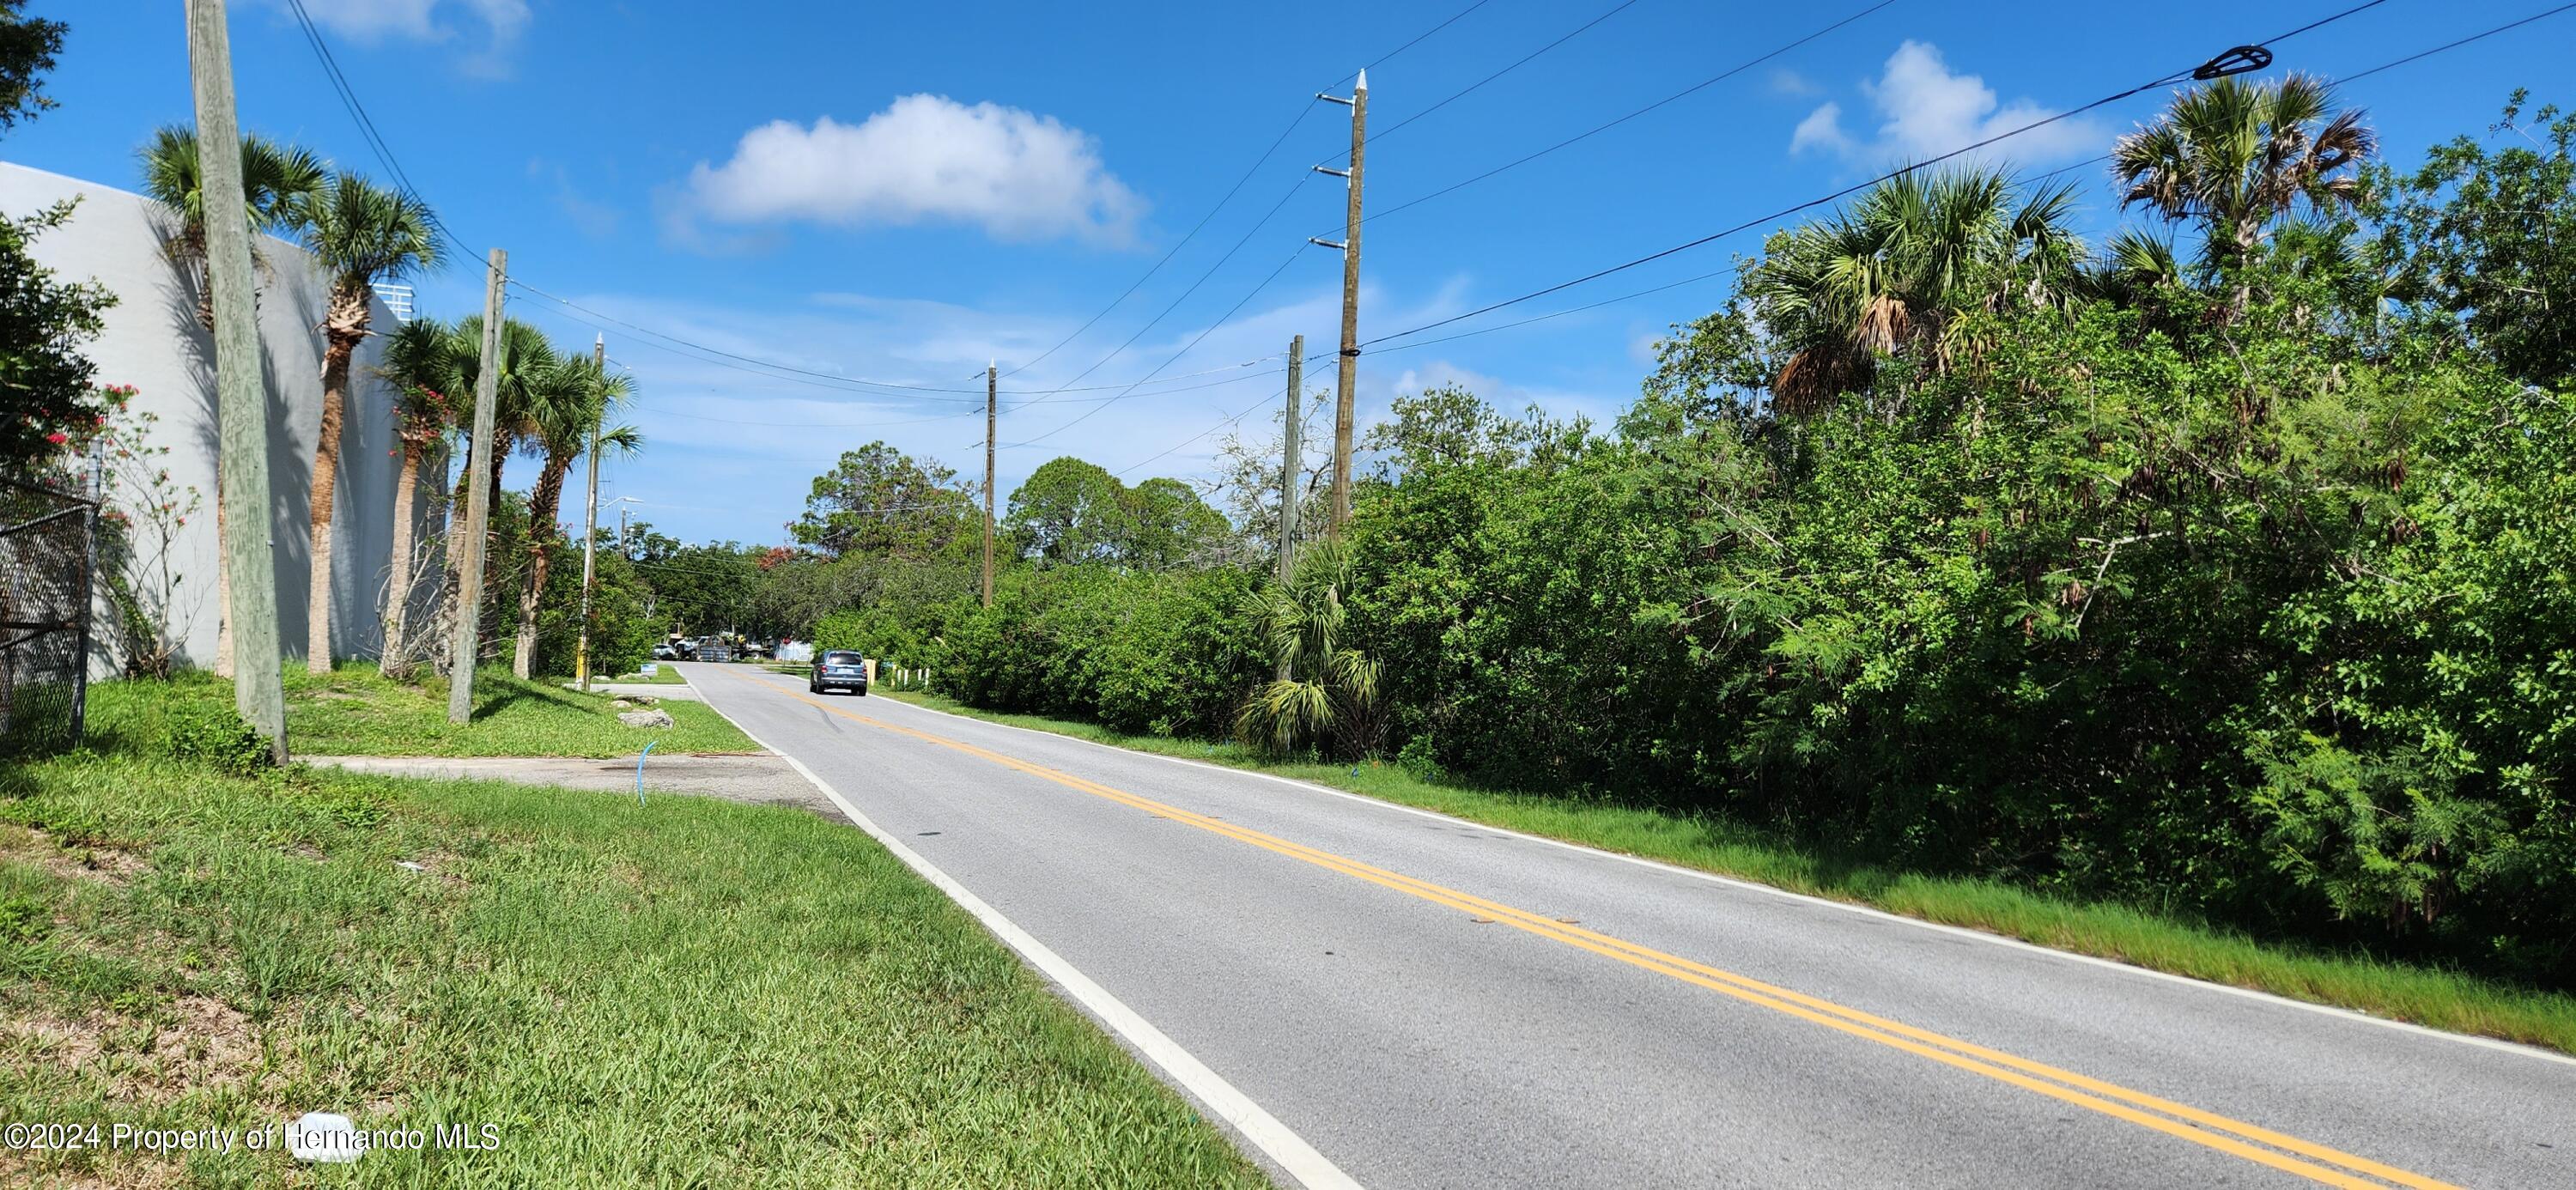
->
[2,160,413,674]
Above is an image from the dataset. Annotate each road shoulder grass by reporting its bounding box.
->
[0,732,1264,1186]
[88,666,756,759]
[877,689,2576,1058]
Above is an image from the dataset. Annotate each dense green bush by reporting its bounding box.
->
[1345,396,1711,794]
[939,566,1266,738]
[163,699,271,776]
[787,92,2576,989]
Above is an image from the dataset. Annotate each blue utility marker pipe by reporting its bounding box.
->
[635,740,656,804]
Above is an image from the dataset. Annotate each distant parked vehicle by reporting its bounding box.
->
[651,642,677,661]
[810,650,868,696]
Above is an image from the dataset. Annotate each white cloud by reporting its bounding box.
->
[257,0,529,66]
[1768,68,1821,97]
[1789,101,1852,156]
[679,95,1145,246]
[1791,40,2104,167]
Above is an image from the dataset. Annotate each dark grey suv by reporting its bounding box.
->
[810,650,868,695]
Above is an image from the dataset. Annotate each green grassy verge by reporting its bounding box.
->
[0,744,1264,1186]
[878,689,2576,1057]
[595,665,689,685]
[88,667,757,759]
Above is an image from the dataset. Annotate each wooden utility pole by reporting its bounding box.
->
[1279,335,1303,586]
[1277,335,1303,683]
[982,362,996,607]
[1328,70,1366,533]
[186,0,286,762]
[447,250,507,725]
[574,333,604,693]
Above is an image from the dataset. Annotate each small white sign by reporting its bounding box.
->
[641,663,659,677]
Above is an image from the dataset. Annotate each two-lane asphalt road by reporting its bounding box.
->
[682,663,2573,1189]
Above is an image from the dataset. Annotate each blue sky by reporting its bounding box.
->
[10,1,2568,545]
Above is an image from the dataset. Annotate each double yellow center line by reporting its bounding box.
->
[745,674,2458,1190]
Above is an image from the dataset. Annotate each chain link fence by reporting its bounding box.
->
[0,476,98,756]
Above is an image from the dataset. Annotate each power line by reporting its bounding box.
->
[281,0,476,259]
[1357,0,1902,231]
[1115,389,1282,477]
[507,279,1037,398]
[1005,175,1317,413]
[1338,0,1498,86]
[2014,3,2561,196]
[1106,2,2437,477]
[2339,1,2574,82]
[1364,0,1644,146]
[1002,102,1321,380]
[1004,246,1311,448]
[519,283,1285,403]
[1384,0,2548,357]
[1358,2,2395,353]
[984,0,1504,382]
[634,365,1286,428]
[279,0,1294,410]
[1000,0,1533,404]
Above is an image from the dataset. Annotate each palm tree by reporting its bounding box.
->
[2111,73,2374,283]
[440,315,561,542]
[428,315,560,673]
[374,317,464,677]
[511,355,638,679]
[289,170,442,674]
[135,127,323,677]
[135,126,325,330]
[1745,167,2084,415]
[1237,537,1381,757]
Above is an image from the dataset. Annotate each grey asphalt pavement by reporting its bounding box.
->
[681,662,2575,1190]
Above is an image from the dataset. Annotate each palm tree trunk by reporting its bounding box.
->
[513,453,574,678]
[307,297,368,675]
[482,443,508,641]
[380,439,424,677]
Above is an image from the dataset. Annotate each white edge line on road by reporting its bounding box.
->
[839,679,2576,1072]
[694,674,1366,1190]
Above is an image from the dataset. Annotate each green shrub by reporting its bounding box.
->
[939,566,1265,738]
[164,700,271,776]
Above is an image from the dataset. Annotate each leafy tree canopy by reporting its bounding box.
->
[789,441,974,560]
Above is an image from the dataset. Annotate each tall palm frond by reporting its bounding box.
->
[135,125,325,308]
[2087,228,2184,305]
[294,171,442,295]
[1747,167,2087,414]
[2111,73,2374,268]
